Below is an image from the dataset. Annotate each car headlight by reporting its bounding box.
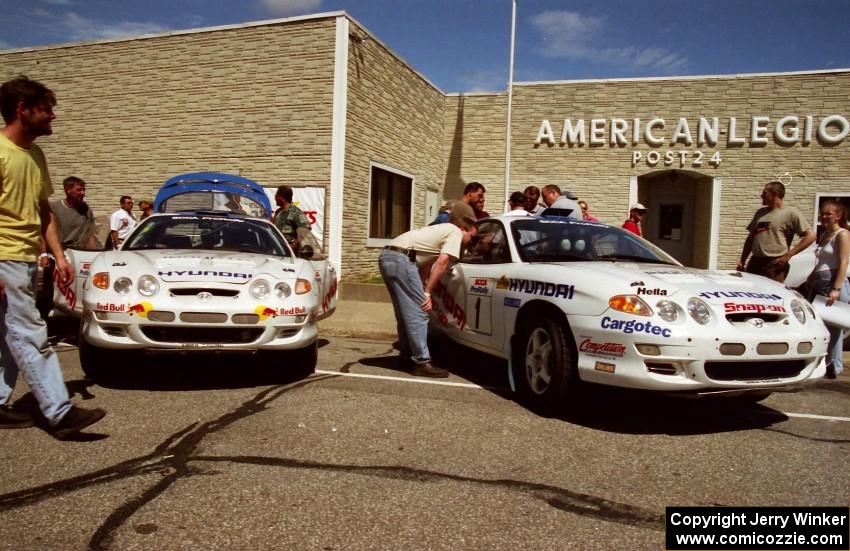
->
[790,299,806,324]
[250,279,271,300]
[137,275,159,297]
[608,295,651,316]
[275,282,292,298]
[113,277,133,295]
[656,300,681,322]
[295,278,312,295]
[687,297,712,325]
[92,272,109,289]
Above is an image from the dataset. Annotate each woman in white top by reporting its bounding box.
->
[810,200,850,378]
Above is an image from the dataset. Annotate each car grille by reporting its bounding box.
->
[170,288,239,297]
[704,360,806,381]
[141,326,263,344]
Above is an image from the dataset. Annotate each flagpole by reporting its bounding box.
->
[503,0,517,212]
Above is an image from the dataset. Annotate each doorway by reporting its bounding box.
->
[637,170,715,268]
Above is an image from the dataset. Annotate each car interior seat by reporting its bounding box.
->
[164,234,192,249]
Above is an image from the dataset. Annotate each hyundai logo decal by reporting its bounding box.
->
[197,292,213,301]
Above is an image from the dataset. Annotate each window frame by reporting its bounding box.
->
[366,161,415,247]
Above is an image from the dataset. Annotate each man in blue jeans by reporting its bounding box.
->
[0,76,106,438]
[379,202,478,377]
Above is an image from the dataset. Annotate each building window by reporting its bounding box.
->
[369,164,413,241]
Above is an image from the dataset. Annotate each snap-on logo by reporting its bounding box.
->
[724,303,786,313]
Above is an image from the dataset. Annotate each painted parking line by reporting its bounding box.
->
[314,369,501,390]
[782,412,850,422]
[314,370,850,422]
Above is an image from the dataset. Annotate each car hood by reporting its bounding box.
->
[110,250,298,282]
[544,261,791,304]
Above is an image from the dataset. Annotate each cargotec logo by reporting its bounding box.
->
[699,291,782,300]
[601,316,672,338]
[158,270,252,279]
[509,279,575,299]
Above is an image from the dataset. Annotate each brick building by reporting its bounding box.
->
[1,12,848,279]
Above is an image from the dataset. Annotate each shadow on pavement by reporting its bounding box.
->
[427,334,792,436]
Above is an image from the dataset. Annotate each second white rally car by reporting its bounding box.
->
[427,214,829,414]
[56,173,337,379]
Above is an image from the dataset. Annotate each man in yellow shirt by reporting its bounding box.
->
[0,76,105,438]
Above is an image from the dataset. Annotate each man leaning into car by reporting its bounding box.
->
[378,202,478,378]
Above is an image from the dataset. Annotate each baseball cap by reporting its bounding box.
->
[508,191,526,205]
[630,202,647,211]
[449,201,477,227]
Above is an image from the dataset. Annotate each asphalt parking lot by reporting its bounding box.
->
[0,316,848,550]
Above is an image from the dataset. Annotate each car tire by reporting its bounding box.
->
[77,325,115,380]
[512,314,577,416]
[290,341,318,378]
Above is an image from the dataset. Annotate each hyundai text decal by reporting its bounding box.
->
[699,291,782,300]
[509,279,575,299]
[601,316,672,337]
[158,270,252,279]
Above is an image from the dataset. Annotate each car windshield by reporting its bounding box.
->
[511,218,679,265]
[123,215,291,257]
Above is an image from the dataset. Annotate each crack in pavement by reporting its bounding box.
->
[192,455,661,530]
[0,369,660,550]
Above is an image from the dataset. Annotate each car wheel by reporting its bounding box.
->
[77,325,114,380]
[513,315,577,415]
[290,341,317,377]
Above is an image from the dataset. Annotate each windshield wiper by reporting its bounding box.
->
[596,254,673,264]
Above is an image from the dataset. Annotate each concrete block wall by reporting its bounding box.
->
[342,21,446,280]
[0,18,338,241]
[450,71,850,269]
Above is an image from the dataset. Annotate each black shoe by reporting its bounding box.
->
[50,406,106,439]
[824,364,837,379]
[0,405,35,429]
[410,362,449,378]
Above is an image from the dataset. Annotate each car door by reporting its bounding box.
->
[436,220,511,354]
[310,256,338,320]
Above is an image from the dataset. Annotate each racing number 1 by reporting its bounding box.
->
[474,297,481,329]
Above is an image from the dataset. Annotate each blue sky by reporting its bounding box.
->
[2,0,849,93]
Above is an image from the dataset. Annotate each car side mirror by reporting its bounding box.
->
[298,245,314,259]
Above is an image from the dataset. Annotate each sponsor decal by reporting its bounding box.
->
[158,270,252,279]
[281,267,295,273]
[314,270,322,283]
[699,291,782,300]
[636,287,667,296]
[321,276,338,313]
[95,302,126,312]
[79,262,91,277]
[509,279,575,299]
[594,361,616,373]
[646,270,686,275]
[432,280,467,330]
[496,275,510,290]
[724,303,786,313]
[111,261,126,267]
[57,279,76,310]
[579,338,626,358]
[601,316,672,338]
[504,297,521,308]
[127,302,153,318]
[279,306,307,316]
[255,305,278,320]
[468,277,491,296]
[630,280,645,287]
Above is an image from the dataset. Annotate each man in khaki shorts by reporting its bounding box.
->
[737,181,815,282]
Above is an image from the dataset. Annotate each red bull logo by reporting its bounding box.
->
[127,302,153,318]
[255,305,278,320]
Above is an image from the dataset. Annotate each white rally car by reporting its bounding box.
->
[55,173,337,379]
[428,214,829,414]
